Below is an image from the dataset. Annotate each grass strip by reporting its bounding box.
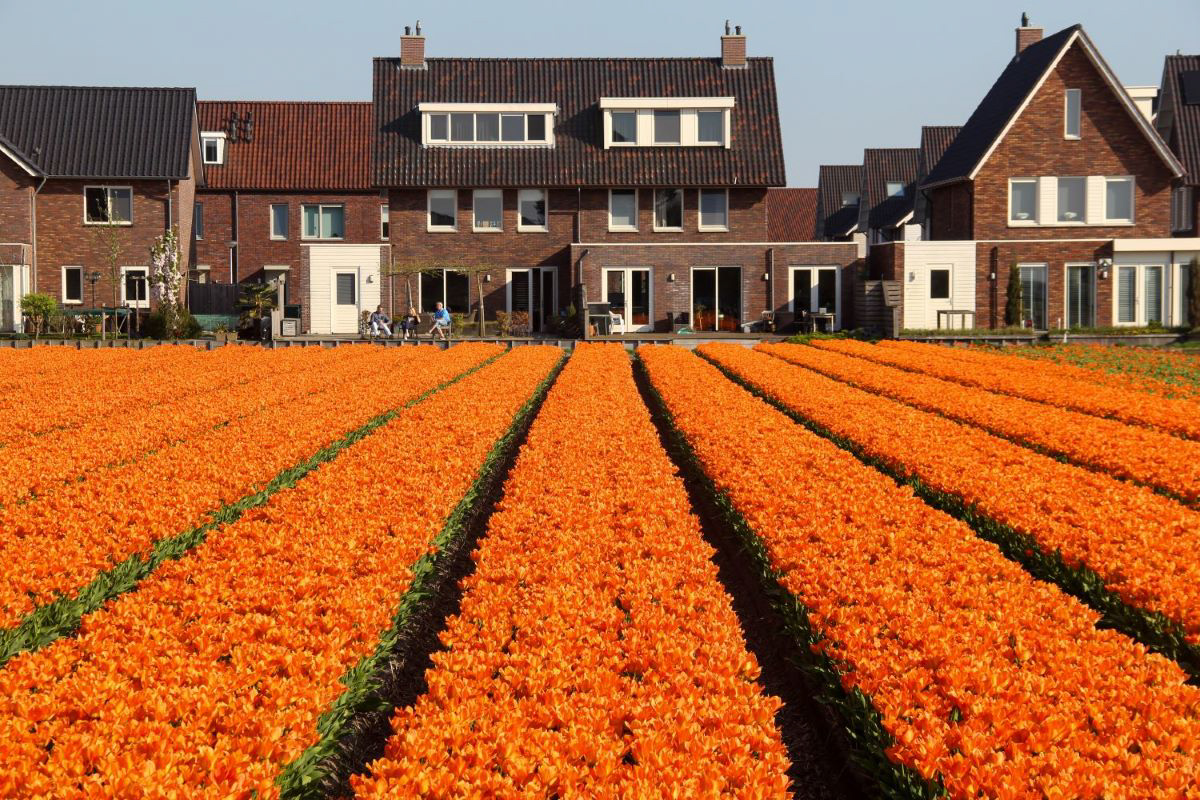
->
[275,351,565,799]
[0,351,501,668]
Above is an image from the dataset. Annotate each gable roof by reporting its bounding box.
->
[372,57,786,187]
[766,188,818,241]
[918,125,961,180]
[922,25,1183,188]
[0,86,196,179]
[817,164,861,238]
[198,101,373,191]
[1158,54,1200,185]
[863,148,918,229]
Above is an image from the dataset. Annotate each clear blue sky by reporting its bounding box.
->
[1,0,1195,185]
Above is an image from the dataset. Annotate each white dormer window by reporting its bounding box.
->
[601,97,734,148]
[886,182,906,198]
[201,132,226,165]
[420,104,556,147]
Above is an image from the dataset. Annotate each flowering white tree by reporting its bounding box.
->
[149,226,185,337]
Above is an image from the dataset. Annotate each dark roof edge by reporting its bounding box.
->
[0,133,41,176]
[372,55,775,63]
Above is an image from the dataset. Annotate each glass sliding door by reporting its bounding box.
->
[600,267,652,333]
[789,266,840,329]
[1066,264,1095,329]
[1144,266,1163,325]
[692,267,742,332]
[1018,264,1047,329]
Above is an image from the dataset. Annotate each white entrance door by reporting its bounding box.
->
[927,264,955,327]
[330,269,360,334]
[601,267,652,333]
[506,267,558,332]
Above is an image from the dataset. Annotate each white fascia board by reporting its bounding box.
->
[418,102,559,113]
[599,97,735,110]
[1112,237,1200,252]
[0,141,39,177]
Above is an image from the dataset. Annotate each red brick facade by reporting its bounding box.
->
[976,240,1114,328]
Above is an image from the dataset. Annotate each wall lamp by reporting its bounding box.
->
[1097,257,1112,280]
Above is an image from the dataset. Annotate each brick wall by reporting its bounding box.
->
[928,182,972,240]
[191,191,235,283]
[577,187,769,242]
[0,157,32,248]
[975,240,1113,328]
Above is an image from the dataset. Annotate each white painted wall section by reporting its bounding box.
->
[900,241,977,329]
[306,244,383,335]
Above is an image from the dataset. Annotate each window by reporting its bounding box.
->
[121,267,149,309]
[518,189,547,231]
[930,269,951,299]
[270,204,289,239]
[451,112,474,142]
[429,114,449,141]
[427,190,457,231]
[201,133,225,165]
[193,203,204,240]
[1173,187,1195,232]
[653,110,681,144]
[62,266,83,305]
[1067,265,1095,327]
[1057,177,1086,222]
[1009,179,1038,223]
[1145,266,1163,324]
[1018,264,1047,329]
[1064,89,1081,139]
[609,190,638,231]
[476,113,500,142]
[790,266,840,329]
[473,190,503,231]
[501,114,525,142]
[335,273,356,306]
[653,189,683,230]
[422,106,554,146]
[1117,266,1137,323]
[841,191,860,207]
[699,189,728,230]
[84,187,132,224]
[1104,178,1134,223]
[419,269,469,313]
[611,111,637,144]
[526,114,546,141]
[380,204,389,240]
[885,182,906,198]
[301,204,344,239]
[697,111,724,145]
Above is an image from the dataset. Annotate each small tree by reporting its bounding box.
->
[93,218,126,339]
[1004,264,1022,327]
[148,226,186,337]
[20,293,56,339]
[1188,257,1200,329]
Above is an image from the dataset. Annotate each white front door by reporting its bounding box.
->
[601,267,652,333]
[330,268,360,334]
[927,264,954,327]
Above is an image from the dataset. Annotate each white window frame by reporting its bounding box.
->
[418,104,556,147]
[193,202,204,240]
[1056,176,1087,224]
[380,203,390,240]
[1008,178,1039,225]
[472,189,504,233]
[787,265,841,330]
[200,132,226,165]
[120,266,149,309]
[1064,89,1082,140]
[270,203,289,240]
[517,189,549,232]
[83,186,133,226]
[1065,263,1097,328]
[427,190,458,232]
[61,265,83,305]
[608,111,639,147]
[608,189,639,232]
[698,189,729,231]
[1112,261,1168,327]
[885,181,906,198]
[1102,176,1135,224]
[652,188,684,232]
[602,105,731,149]
[300,204,345,241]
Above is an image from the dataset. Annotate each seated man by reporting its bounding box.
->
[428,302,451,340]
[369,306,392,337]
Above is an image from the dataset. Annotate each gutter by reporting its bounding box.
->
[30,176,47,293]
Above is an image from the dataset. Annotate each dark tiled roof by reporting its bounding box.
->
[198,101,373,191]
[372,58,786,187]
[922,26,1079,188]
[0,86,195,179]
[863,148,918,229]
[1159,55,1200,185]
[816,164,861,238]
[918,125,961,180]
[766,187,818,241]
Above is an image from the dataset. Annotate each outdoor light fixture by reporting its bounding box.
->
[1097,257,1112,280]
[484,274,492,282]
[762,271,769,281]
[667,272,675,282]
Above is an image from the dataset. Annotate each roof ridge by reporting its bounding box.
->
[373,56,774,63]
[0,84,195,91]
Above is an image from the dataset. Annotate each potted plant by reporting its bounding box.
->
[238,282,277,340]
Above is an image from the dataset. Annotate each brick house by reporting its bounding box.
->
[815,164,863,242]
[1156,55,1200,239]
[193,101,388,334]
[908,21,1195,331]
[0,86,200,332]
[860,148,919,245]
[370,25,859,334]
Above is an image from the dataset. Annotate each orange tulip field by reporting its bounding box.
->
[0,340,1196,798]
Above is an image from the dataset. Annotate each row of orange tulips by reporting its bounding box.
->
[0,345,563,798]
[642,344,1200,799]
[761,343,1200,504]
[0,344,499,629]
[815,339,1200,440]
[0,347,347,506]
[353,343,791,798]
[1004,343,1200,399]
[702,343,1200,647]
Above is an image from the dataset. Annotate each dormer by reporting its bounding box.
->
[419,103,557,147]
[599,97,734,149]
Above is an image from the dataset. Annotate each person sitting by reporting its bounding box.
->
[428,302,451,341]
[369,306,392,337]
[399,306,420,340]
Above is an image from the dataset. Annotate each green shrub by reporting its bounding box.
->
[19,293,57,339]
[144,308,201,340]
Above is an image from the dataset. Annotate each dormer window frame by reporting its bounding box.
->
[419,103,557,148]
[201,132,227,165]
[600,97,734,149]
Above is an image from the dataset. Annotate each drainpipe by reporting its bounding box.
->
[231,191,239,284]
[578,248,589,341]
[767,247,775,322]
[30,176,47,296]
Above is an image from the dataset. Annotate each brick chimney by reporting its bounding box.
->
[401,21,426,69]
[721,20,746,69]
[1016,13,1043,55]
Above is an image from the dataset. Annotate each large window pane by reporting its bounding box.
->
[193,203,204,239]
[716,266,741,330]
[1068,265,1095,327]
[475,113,500,142]
[321,206,344,239]
[654,189,682,229]
[1010,180,1037,222]
[930,269,951,299]
[473,190,503,230]
[109,189,132,223]
[420,271,443,313]
[429,113,448,140]
[1117,266,1136,323]
[526,114,546,141]
[1105,178,1133,221]
[699,190,728,229]
[792,270,812,312]
[501,114,524,142]
[450,112,474,141]
[1057,177,1085,222]
[697,110,724,144]
[335,273,356,306]
[816,269,837,314]
[611,111,636,143]
[692,269,716,331]
[271,204,289,238]
[1019,265,1047,329]
[653,110,680,144]
[302,205,320,238]
[64,268,82,303]
[428,191,456,228]
[609,190,637,229]
[1065,89,1081,138]
[1145,266,1163,324]
[446,270,469,312]
[85,187,109,222]
[519,189,546,229]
